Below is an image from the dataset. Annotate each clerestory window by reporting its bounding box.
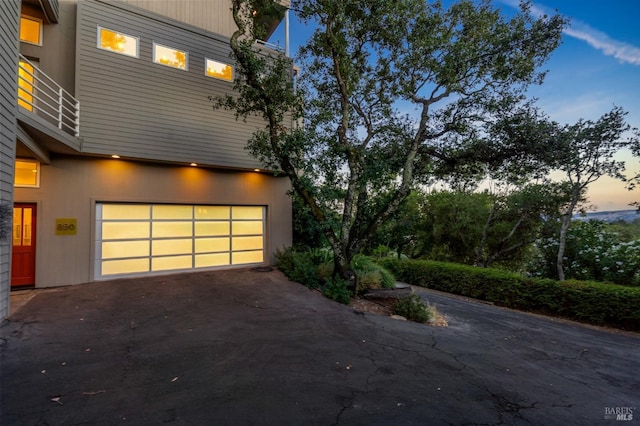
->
[97,26,139,58]
[153,43,188,70]
[205,58,233,81]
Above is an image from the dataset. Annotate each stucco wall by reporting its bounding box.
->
[14,156,292,287]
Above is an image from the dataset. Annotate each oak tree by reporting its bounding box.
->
[214,0,566,282]
[544,107,639,280]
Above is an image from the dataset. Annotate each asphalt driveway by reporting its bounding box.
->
[1,268,638,425]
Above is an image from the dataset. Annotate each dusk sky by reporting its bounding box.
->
[274,0,640,211]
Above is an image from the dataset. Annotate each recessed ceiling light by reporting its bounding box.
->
[111,155,120,159]
[190,163,198,167]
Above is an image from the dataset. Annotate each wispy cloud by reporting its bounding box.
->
[564,23,640,66]
[498,0,640,66]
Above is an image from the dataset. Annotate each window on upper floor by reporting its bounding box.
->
[205,58,233,82]
[97,26,139,58]
[153,43,188,70]
[20,16,42,46]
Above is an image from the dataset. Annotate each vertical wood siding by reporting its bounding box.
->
[115,0,239,38]
[114,0,290,38]
[77,0,274,169]
[0,0,19,318]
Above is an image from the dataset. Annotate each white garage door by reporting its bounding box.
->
[95,203,265,278]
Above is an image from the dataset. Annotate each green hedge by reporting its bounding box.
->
[378,258,640,331]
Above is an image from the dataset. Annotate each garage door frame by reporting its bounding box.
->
[94,203,266,279]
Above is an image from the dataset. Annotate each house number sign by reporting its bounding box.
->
[55,218,77,236]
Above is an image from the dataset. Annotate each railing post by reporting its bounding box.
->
[75,100,80,137]
[285,9,290,58]
[58,87,63,130]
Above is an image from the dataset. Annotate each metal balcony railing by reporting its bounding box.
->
[256,39,285,53]
[18,54,79,137]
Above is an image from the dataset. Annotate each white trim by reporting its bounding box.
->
[95,203,266,279]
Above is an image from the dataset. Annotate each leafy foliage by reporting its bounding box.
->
[608,217,640,242]
[350,254,396,293]
[322,277,351,305]
[529,220,640,286]
[275,247,395,300]
[423,191,492,264]
[366,192,426,259]
[291,191,330,249]
[393,294,431,323]
[381,186,566,269]
[379,258,640,331]
[216,0,566,278]
[274,247,323,288]
[532,107,640,280]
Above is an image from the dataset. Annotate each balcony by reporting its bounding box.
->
[17,55,81,159]
[18,55,79,138]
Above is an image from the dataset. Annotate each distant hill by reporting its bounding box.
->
[574,209,640,223]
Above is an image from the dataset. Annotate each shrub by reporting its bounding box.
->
[351,254,396,293]
[372,245,392,258]
[276,248,398,305]
[317,261,334,281]
[322,277,351,305]
[393,294,431,323]
[306,247,334,265]
[379,258,640,331]
[274,247,322,289]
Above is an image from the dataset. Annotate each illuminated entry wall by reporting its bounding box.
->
[95,203,265,278]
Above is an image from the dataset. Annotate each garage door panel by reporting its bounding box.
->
[196,253,230,268]
[232,221,263,235]
[102,240,149,259]
[103,222,150,239]
[152,255,192,271]
[152,221,193,238]
[102,258,150,275]
[232,206,263,220]
[153,205,193,220]
[195,221,230,236]
[152,238,192,256]
[96,204,265,279]
[102,204,150,220]
[195,206,230,220]
[195,237,230,253]
[233,236,263,251]
[232,250,263,265]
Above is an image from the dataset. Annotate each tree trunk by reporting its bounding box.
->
[475,204,495,267]
[332,246,357,294]
[556,213,571,281]
[557,186,582,281]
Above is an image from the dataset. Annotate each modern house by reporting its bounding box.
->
[0,0,293,319]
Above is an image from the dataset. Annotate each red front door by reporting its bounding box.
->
[11,203,37,287]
